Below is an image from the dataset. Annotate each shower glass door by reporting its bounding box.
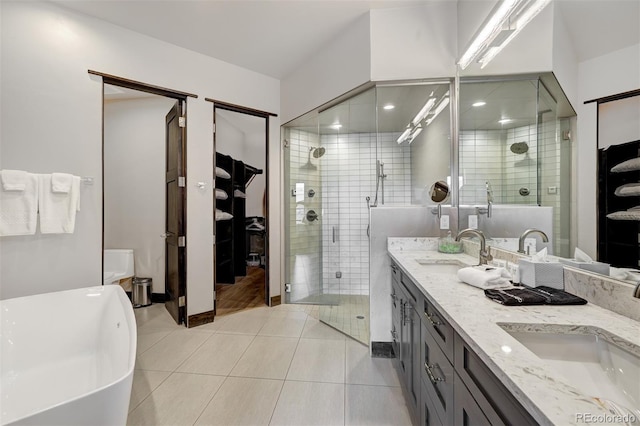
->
[283,87,376,344]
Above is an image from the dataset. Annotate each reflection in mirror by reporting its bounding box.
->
[430,180,449,203]
[458,73,575,259]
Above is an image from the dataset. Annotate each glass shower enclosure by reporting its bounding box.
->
[283,81,452,344]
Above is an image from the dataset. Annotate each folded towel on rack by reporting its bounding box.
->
[38,174,81,234]
[51,172,74,193]
[457,265,513,289]
[484,288,547,306]
[1,169,28,191]
[526,286,587,305]
[0,172,38,236]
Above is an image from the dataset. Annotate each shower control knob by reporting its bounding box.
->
[306,210,318,222]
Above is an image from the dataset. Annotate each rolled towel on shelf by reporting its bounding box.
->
[215,167,231,179]
[51,172,74,193]
[215,209,233,221]
[606,209,640,221]
[611,157,640,173]
[1,169,28,191]
[233,189,246,198]
[457,265,513,290]
[215,188,228,200]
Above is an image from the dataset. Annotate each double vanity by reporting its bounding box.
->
[387,238,640,426]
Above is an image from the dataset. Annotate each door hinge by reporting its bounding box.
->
[285,283,291,293]
[178,116,186,128]
[178,176,186,187]
[178,236,186,247]
[178,296,185,307]
[212,123,216,134]
[213,234,216,244]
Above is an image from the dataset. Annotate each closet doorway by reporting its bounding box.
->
[101,74,194,326]
[212,102,270,316]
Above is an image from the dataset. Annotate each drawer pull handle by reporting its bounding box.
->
[424,312,442,326]
[425,363,444,384]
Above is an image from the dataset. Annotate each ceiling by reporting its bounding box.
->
[52,0,640,80]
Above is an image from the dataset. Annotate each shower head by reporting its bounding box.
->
[311,147,326,158]
[510,141,529,154]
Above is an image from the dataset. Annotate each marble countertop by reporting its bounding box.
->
[388,241,640,426]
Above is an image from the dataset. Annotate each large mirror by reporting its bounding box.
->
[457,73,575,259]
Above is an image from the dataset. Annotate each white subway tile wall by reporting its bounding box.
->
[459,122,564,253]
[320,132,411,296]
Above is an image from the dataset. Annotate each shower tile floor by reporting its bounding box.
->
[129,302,409,426]
[319,295,370,345]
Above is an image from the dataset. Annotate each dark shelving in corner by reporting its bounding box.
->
[215,151,262,285]
[598,139,640,268]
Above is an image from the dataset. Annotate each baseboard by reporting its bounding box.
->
[371,341,395,358]
[151,292,167,303]
[270,295,281,306]
[187,310,215,328]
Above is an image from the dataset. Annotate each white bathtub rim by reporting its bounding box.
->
[1,286,137,426]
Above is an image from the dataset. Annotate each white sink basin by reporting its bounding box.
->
[499,323,640,419]
[414,260,463,275]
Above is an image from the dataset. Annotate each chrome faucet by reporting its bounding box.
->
[518,228,549,254]
[455,228,492,265]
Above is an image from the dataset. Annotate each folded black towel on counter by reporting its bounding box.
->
[526,286,588,305]
[484,288,547,306]
[484,286,588,306]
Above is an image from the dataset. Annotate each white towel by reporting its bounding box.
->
[1,169,28,191]
[215,188,228,200]
[38,174,81,234]
[234,189,246,198]
[51,172,73,193]
[457,265,512,289]
[0,172,38,236]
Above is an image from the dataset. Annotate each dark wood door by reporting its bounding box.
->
[165,101,186,325]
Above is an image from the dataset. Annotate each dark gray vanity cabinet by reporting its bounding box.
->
[454,335,538,426]
[420,321,454,425]
[390,259,538,426]
[390,262,421,423]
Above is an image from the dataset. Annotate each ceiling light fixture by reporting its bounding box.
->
[396,127,412,144]
[383,104,395,110]
[330,123,342,130]
[426,94,450,126]
[472,101,486,107]
[457,0,551,70]
[408,126,423,144]
[411,98,436,126]
[498,118,512,124]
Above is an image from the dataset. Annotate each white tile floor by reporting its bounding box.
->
[129,303,411,426]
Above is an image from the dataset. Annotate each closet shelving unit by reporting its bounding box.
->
[598,140,640,268]
[215,151,263,284]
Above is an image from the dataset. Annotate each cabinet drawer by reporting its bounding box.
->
[421,323,454,425]
[391,261,401,284]
[453,373,491,426]
[421,298,454,361]
[454,334,537,426]
[421,379,444,426]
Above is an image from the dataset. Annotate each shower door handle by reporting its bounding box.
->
[332,226,336,243]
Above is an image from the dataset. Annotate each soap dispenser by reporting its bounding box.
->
[438,231,463,254]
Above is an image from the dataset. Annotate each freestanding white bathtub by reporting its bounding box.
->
[0,285,137,425]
